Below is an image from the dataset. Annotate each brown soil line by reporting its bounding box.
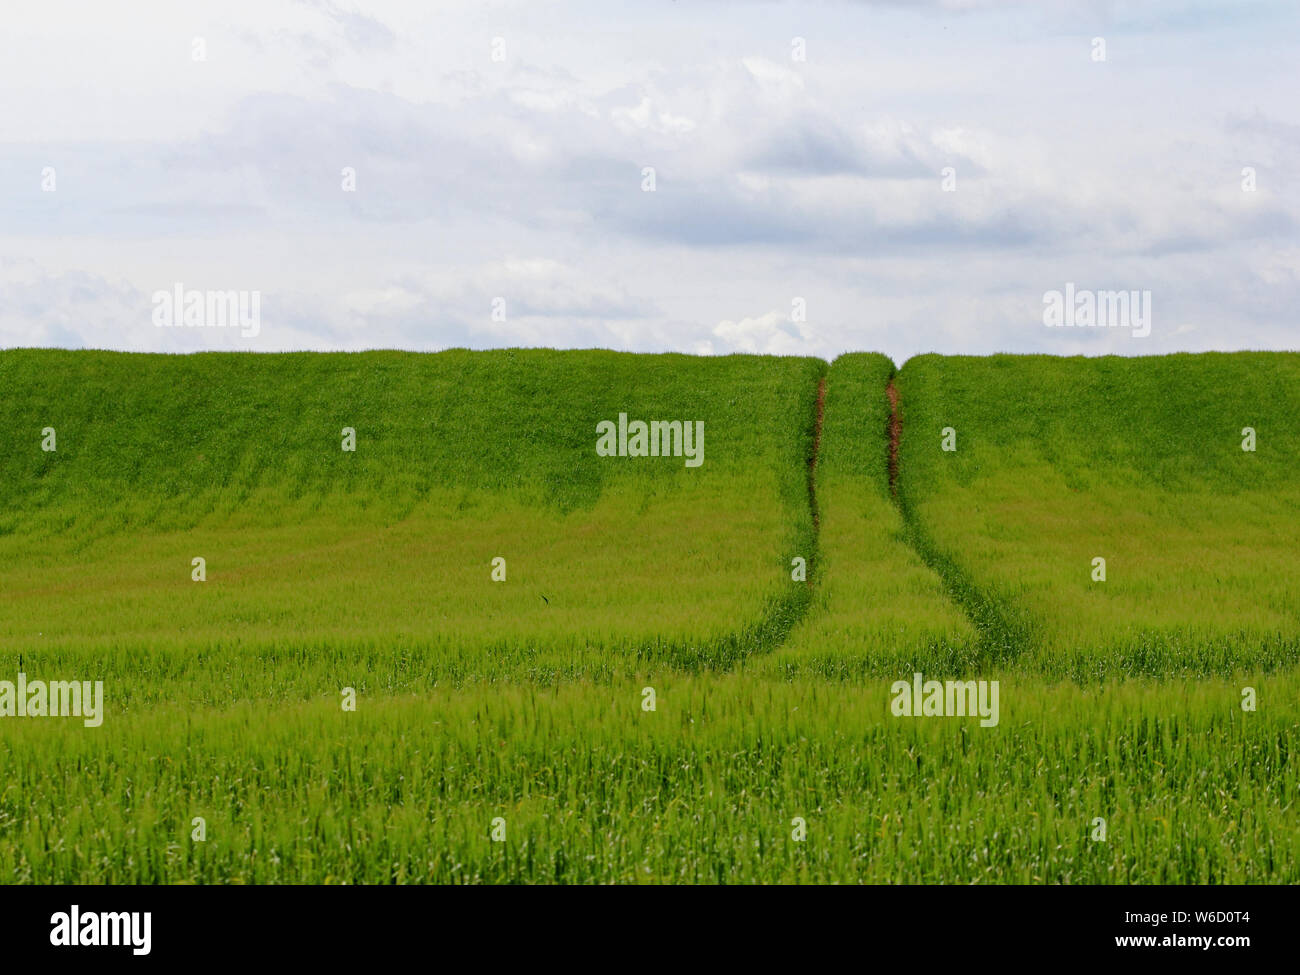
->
[808,375,827,535]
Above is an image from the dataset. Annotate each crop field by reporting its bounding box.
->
[771,353,977,679]
[1,349,1297,884]
[4,677,1296,884]
[0,348,822,700]
[896,353,1300,678]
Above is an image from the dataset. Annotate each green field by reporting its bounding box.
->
[1,349,1297,883]
[772,353,976,678]
[896,353,1300,678]
[0,349,822,697]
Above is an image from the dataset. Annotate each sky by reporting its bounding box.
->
[1,0,1297,362]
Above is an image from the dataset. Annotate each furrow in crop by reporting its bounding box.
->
[887,374,1033,667]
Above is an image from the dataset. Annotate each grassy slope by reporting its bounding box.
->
[897,352,1300,677]
[769,354,976,676]
[0,349,824,699]
[2,349,1297,884]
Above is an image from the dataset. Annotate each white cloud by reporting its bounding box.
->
[2,0,1299,359]
[713,310,812,355]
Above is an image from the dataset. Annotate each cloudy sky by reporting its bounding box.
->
[1,0,1296,361]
